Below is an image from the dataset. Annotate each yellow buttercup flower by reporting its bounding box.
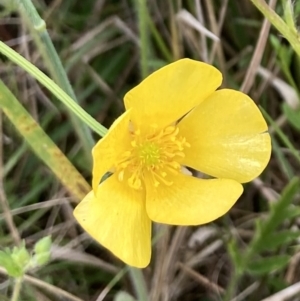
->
[74,59,271,268]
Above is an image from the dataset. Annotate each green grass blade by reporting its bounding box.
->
[135,0,150,78]
[0,80,90,200]
[0,40,107,138]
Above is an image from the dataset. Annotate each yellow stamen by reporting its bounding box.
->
[115,125,190,190]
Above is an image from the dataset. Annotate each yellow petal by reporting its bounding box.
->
[178,89,271,183]
[92,110,132,193]
[146,173,243,225]
[74,174,151,268]
[124,59,222,131]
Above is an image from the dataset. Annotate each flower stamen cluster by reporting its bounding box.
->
[116,125,190,190]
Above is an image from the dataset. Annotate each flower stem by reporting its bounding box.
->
[16,0,95,162]
[250,0,300,57]
[11,277,23,301]
[135,0,150,79]
[129,267,149,301]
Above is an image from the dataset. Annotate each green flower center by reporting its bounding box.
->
[138,142,160,166]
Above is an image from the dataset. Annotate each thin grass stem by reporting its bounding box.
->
[11,277,23,301]
[0,41,107,138]
[135,0,150,78]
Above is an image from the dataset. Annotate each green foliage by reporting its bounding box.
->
[11,245,31,271]
[0,237,52,278]
[282,0,297,33]
[33,236,52,266]
[227,178,300,290]
[246,255,290,275]
[254,230,300,252]
[0,249,23,278]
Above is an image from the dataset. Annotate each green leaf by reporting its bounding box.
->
[250,178,300,254]
[0,251,12,267]
[33,236,52,266]
[246,255,290,275]
[33,252,51,267]
[11,245,30,269]
[279,206,300,221]
[255,230,300,252]
[34,236,52,254]
[283,0,297,33]
[264,178,300,233]
[0,251,23,278]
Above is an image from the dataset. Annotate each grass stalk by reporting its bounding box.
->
[250,0,300,57]
[0,80,91,200]
[0,40,107,138]
[17,0,95,164]
[11,277,23,301]
[135,0,150,78]
[127,5,150,299]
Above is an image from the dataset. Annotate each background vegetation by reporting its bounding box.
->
[1,0,300,300]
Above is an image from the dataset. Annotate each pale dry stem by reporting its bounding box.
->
[240,0,277,93]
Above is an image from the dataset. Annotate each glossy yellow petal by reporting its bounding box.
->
[146,173,243,225]
[74,174,151,268]
[124,59,222,131]
[178,89,271,183]
[92,110,132,193]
